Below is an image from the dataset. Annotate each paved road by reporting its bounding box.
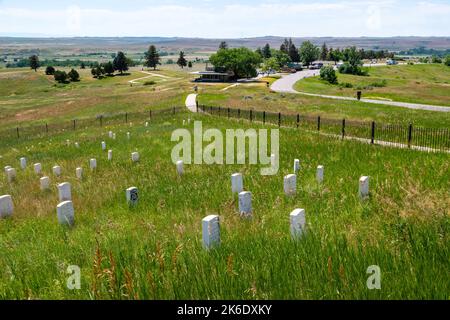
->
[270,70,450,112]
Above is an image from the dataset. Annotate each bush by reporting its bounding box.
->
[45,66,55,75]
[319,66,338,84]
[68,69,80,82]
[338,82,353,88]
[431,56,442,64]
[143,80,156,86]
[54,70,68,83]
[338,63,368,76]
[370,79,387,87]
[445,55,450,67]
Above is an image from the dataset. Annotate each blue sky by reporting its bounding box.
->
[1,0,449,37]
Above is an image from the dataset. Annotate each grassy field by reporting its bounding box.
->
[0,112,449,299]
[294,64,450,107]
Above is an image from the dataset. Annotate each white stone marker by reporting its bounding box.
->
[6,168,16,182]
[101,141,106,151]
[40,176,50,191]
[316,165,324,184]
[284,174,297,196]
[238,191,252,217]
[57,182,72,201]
[108,150,113,161]
[202,215,220,250]
[145,122,148,127]
[34,163,42,175]
[359,176,370,199]
[294,159,300,173]
[0,195,14,218]
[20,157,27,169]
[290,208,306,239]
[127,132,130,140]
[176,160,184,175]
[75,142,80,148]
[108,131,113,138]
[131,152,140,162]
[56,201,74,226]
[90,158,97,171]
[231,173,243,194]
[126,187,138,206]
[112,133,116,140]
[66,139,70,146]
[76,167,83,180]
[53,165,61,177]
[4,165,11,174]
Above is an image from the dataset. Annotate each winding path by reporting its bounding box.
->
[270,70,450,112]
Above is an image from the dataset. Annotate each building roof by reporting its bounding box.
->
[191,71,231,76]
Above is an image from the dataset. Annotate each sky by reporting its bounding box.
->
[0,0,449,38]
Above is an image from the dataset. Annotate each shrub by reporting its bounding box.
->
[45,66,55,75]
[68,69,80,82]
[143,80,156,86]
[319,66,338,84]
[431,56,442,64]
[444,55,450,66]
[54,70,68,83]
[339,63,368,76]
[370,79,387,87]
[338,82,353,88]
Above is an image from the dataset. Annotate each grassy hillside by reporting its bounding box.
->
[294,64,450,107]
[0,113,448,299]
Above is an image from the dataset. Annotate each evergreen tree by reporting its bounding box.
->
[45,66,55,75]
[29,55,40,72]
[68,69,80,82]
[177,51,187,69]
[320,43,329,61]
[262,43,272,59]
[103,61,114,75]
[113,51,129,74]
[219,41,228,50]
[288,43,300,62]
[144,45,161,70]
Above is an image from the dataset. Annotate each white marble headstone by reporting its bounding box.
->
[90,159,97,170]
[76,167,83,179]
[112,133,116,140]
[238,191,252,217]
[316,165,324,184]
[0,195,13,218]
[6,168,16,182]
[4,166,11,174]
[20,157,27,169]
[34,163,42,175]
[108,131,113,138]
[202,215,220,250]
[131,152,140,162]
[284,174,296,196]
[40,176,50,190]
[294,159,300,173]
[359,176,370,199]
[231,173,243,194]
[176,160,183,175]
[57,200,74,226]
[101,141,106,151]
[126,187,138,206]
[108,150,112,161]
[127,132,130,140]
[58,182,72,201]
[53,165,61,177]
[290,208,306,239]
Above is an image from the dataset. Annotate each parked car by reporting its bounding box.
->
[386,59,398,65]
[309,62,323,70]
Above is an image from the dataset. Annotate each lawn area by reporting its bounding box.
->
[0,67,193,130]
[198,83,450,128]
[0,112,448,299]
[294,64,450,107]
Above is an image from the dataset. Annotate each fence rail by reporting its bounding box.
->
[198,105,450,153]
[0,107,185,142]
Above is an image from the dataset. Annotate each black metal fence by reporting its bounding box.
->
[0,107,185,142]
[198,104,450,153]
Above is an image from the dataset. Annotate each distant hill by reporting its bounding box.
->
[1,36,449,54]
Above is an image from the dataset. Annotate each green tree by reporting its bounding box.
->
[261,57,280,75]
[54,70,68,83]
[262,43,272,59]
[288,42,300,62]
[445,55,450,66]
[188,61,193,68]
[320,43,329,61]
[29,55,40,72]
[299,41,319,66]
[177,51,188,69]
[80,62,86,69]
[209,47,262,79]
[68,69,80,82]
[272,50,291,68]
[219,41,228,50]
[103,61,114,75]
[320,66,338,84]
[145,45,161,70]
[431,56,442,64]
[113,51,129,74]
[45,66,55,75]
